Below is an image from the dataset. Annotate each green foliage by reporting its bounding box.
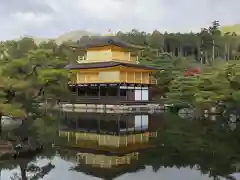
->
[220,24,240,35]
[167,75,201,104]
[141,53,198,96]
[143,113,239,179]
[195,66,231,104]
[114,21,240,63]
[167,60,240,106]
[0,20,239,116]
[32,116,57,145]
[0,103,26,117]
[0,39,70,118]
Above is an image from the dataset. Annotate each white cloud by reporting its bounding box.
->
[79,0,125,20]
[10,12,53,25]
[0,0,239,40]
[78,0,165,22]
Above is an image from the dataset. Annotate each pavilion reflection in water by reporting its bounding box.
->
[56,112,162,179]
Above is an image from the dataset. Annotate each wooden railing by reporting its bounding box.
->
[70,79,158,84]
[130,56,138,63]
[71,79,154,84]
[150,78,158,84]
[70,74,158,84]
[76,55,87,63]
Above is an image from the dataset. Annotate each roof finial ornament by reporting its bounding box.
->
[104,29,114,36]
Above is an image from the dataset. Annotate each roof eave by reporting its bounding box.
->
[65,64,162,71]
[68,42,145,50]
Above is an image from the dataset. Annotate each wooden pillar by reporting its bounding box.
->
[133,72,135,83]
[125,85,128,100]
[66,112,69,126]
[76,118,78,129]
[76,86,79,97]
[149,86,152,101]
[117,85,120,100]
[117,115,120,135]
[98,85,101,98]
[126,118,128,133]
[140,72,143,83]
[84,86,87,96]
[106,85,109,97]
[67,132,70,142]
[98,115,100,133]
[72,85,77,102]
[0,115,2,137]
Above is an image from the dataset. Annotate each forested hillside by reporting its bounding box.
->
[114,21,240,63]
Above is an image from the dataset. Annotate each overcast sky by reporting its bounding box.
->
[0,0,239,40]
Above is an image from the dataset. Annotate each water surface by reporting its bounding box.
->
[1,112,239,180]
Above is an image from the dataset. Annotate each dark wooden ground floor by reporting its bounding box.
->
[58,112,163,135]
[67,83,158,104]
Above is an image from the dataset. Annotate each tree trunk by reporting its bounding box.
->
[0,114,2,137]
[224,43,227,60]
[178,47,182,57]
[229,44,231,60]
[20,164,27,180]
[204,51,208,64]
[212,39,215,61]
[198,46,201,62]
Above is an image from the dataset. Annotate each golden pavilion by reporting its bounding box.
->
[65,36,160,104]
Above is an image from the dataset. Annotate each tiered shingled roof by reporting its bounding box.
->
[65,61,161,70]
[70,36,144,49]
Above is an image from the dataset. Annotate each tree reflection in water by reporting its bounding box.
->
[138,113,240,180]
[0,114,57,180]
[1,112,240,180]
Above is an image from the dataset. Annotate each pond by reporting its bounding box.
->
[1,112,240,180]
